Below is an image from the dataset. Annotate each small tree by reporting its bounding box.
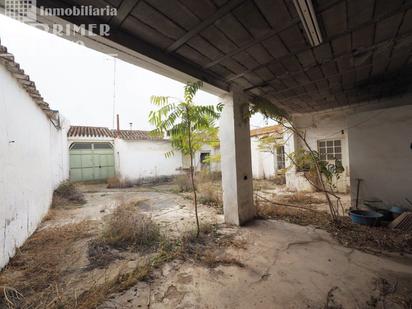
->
[257,134,283,155]
[248,97,343,221]
[149,81,222,237]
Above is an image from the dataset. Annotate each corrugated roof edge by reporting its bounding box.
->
[0,38,60,127]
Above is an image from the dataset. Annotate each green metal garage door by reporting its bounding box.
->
[69,142,115,181]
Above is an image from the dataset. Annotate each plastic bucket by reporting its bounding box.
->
[349,210,383,226]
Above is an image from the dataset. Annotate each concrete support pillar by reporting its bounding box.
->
[219,89,255,225]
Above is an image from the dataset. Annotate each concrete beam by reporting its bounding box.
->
[220,89,255,225]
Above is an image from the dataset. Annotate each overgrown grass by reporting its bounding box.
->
[106,176,133,189]
[175,171,222,193]
[177,224,245,268]
[256,201,330,227]
[253,179,278,191]
[0,221,96,308]
[0,203,243,308]
[197,182,222,211]
[175,173,192,192]
[51,181,86,207]
[283,192,324,205]
[176,171,223,213]
[100,202,161,251]
[79,223,244,308]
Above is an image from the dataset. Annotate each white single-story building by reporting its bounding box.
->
[283,94,412,208]
[67,125,220,183]
[284,111,351,194]
[250,125,286,180]
[0,42,69,269]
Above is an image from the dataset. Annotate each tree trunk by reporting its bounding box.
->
[281,121,339,221]
[187,108,200,237]
[189,150,200,237]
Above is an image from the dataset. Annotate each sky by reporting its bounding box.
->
[0,14,268,130]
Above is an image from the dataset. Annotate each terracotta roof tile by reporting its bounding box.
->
[68,126,164,140]
[68,126,114,138]
[113,130,162,140]
[250,125,284,137]
[0,39,59,123]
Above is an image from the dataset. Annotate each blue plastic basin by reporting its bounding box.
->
[349,210,383,226]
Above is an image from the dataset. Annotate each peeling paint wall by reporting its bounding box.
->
[0,64,69,269]
[285,111,351,193]
[348,104,412,208]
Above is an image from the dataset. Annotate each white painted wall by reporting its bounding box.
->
[0,64,69,269]
[115,139,183,181]
[251,137,276,179]
[285,111,351,193]
[220,90,255,225]
[348,104,412,208]
[182,145,221,172]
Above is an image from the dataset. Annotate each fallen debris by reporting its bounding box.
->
[257,201,412,255]
[328,219,412,255]
[389,212,412,232]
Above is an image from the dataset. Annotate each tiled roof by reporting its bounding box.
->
[0,39,59,124]
[68,126,114,138]
[68,126,163,140]
[250,125,284,137]
[114,130,162,140]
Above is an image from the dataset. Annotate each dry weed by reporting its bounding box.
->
[52,181,86,207]
[0,210,242,308]
[100,202,161,251]
[197,182,222,210]
[257,201,412,254]
[0,221,95,308]
[175,173,192,192]
[107,176,133,189]
[253,179,278,191]
[77,239,178,309]
[177,224,244,268]
[196,170,221,183]
[256,202,330,227]
[283,192,324,205]
[86,239,121,270]
[77,224,244,308]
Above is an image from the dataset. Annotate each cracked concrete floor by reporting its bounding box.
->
[41,183,412,308]
[103,220,412,308]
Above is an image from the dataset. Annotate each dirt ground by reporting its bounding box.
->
[1,181,412,308]
[253,179,352,213]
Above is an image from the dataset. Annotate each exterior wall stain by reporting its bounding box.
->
[0,64,69,269]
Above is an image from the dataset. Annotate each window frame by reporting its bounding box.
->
[317,139,342,161]
[276,145,286,170]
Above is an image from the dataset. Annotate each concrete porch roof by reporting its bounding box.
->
[20,0,412,114]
